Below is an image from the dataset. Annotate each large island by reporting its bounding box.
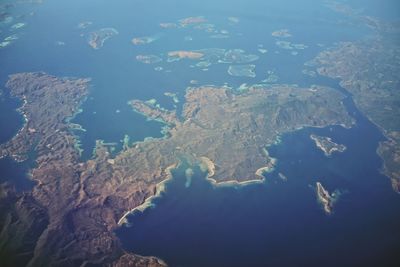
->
[0,73,353,266]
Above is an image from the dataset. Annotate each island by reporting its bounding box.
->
[167,50,204,61]
[271,29,292,38]
[179,16,207,27]
[87,28,118,49]
[131,33,163,46]
[228,64,256,78]
[132,36,155,45]
[315,182,336,214]
[0,73,354,266]
[218,49,259,64]
[136,54,162,64]
[310,134,346,156]
[262,70,279,83]
[276,40,308,51]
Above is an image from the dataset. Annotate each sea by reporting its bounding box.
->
[0,0,399,266]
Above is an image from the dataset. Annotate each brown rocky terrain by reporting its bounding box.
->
[312,39,400,192]
[317,1,400,192]
[0,73,353,266]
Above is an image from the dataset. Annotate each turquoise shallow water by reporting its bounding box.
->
[0,0,399,265]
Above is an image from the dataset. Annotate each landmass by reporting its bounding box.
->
[218,49,259,64]
[0,72,354,266]
[271,29,292,38]
[88,28,118,49]
[228,64,256,78]
[310,134,346,156]
[132,33,163,46]
[310,13,400,191]
[315,182,337,214]
[0,73,165,267]
[167,51,204,61]
[179,16,207,27]
[132,36,156,45]
[159,48,260,68]
[276,40,307,51]
[0,73,90,162]
[127,84,352,185]
[262,70,279,83]
[129,99,179,126]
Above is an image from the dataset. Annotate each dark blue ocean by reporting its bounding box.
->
[0,0,399,266]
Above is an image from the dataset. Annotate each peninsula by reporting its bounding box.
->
[0,74,354,266]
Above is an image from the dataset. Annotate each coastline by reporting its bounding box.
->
[117,163,178,226]
[118,155,269,227]
[199,156,265,188]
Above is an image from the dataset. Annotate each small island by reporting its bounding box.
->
[87,28,118,49]
[167,50,204,61]
[131,34,162,45]
[310,134,346,156]
[228,64,256,78]
[136,54,162,64]
[179,16,207,27]
[271,29,292,38]
[218,49,259,64]
[315,182,339,215]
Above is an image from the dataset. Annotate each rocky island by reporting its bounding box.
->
[0,72,354,266]
[315,182,336,214]
[310,134,346,156]
[87,28,118,50]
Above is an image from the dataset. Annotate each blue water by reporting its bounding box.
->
[0,0,399,265]
[116,78,400,266]
[0,0,371,161]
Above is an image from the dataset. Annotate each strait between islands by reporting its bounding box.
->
[0,73,353,266]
